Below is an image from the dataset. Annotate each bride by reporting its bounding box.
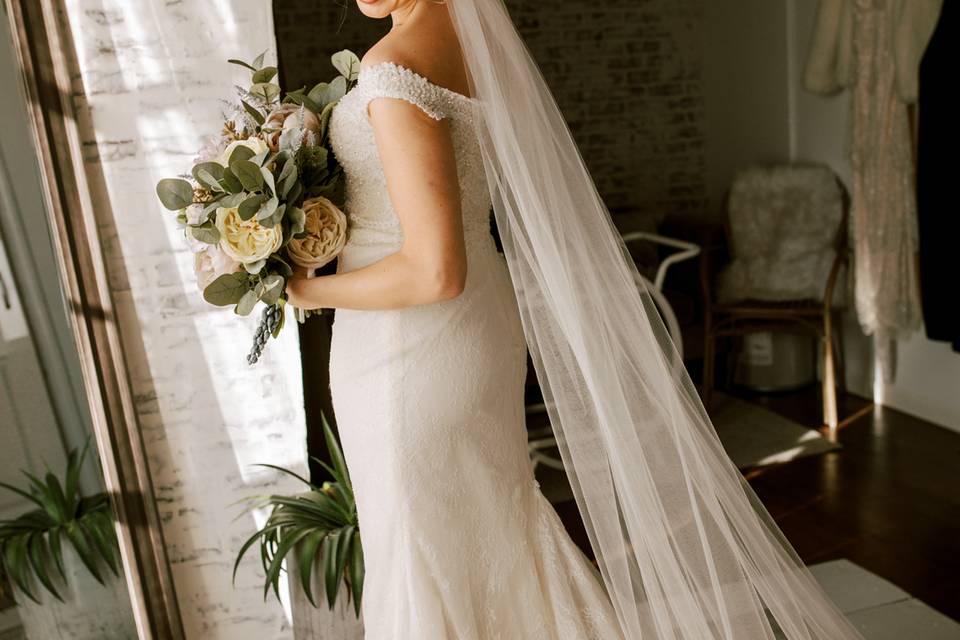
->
[285,1,866,639]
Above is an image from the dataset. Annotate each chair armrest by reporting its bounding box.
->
[620,231,701,292]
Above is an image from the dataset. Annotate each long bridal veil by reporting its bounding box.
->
[447,1,865,638]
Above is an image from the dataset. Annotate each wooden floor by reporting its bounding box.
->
[553,385,960,623]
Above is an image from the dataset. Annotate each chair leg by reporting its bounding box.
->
[702,328,716,411]
[835,311,847,395]
[822,314,839,429]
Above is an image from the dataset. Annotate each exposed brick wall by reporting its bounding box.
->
[274,0,707,225]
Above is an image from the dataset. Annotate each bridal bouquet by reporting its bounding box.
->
[155,50,359,364]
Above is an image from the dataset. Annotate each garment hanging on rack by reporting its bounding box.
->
[804,0,942,379]
[917,0,959,353]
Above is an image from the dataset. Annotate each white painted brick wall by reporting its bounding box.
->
[63,2,308,637]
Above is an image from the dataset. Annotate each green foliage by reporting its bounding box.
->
[234,414,363,616]
[154,47,359,361]
[203,272,251,306]
[0,441,120,603]
[156,178,193,210]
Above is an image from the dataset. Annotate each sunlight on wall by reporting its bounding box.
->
[63,1,306,637]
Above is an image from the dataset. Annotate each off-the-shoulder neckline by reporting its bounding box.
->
[358,60,479,104]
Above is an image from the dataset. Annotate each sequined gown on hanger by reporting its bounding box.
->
[326,61,625,639]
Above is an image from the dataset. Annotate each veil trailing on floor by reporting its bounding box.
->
[447,2,864,638]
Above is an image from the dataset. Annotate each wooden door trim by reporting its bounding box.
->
[2,1,184,637]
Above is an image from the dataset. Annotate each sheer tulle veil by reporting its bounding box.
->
[446,1,865,638]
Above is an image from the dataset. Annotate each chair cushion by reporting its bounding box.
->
[717,164,847,305]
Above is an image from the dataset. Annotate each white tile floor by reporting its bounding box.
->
[801,559,960,639]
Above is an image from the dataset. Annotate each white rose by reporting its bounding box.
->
[214,206,283,264]
[194,245,241,291]
[215,137,269,167]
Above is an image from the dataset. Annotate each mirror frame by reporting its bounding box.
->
[2,0,184,637]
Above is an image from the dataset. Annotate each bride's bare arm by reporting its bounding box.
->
[285,96,467,311]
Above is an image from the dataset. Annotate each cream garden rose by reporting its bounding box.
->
[215,206,283,265]
[215,137,269,167]
[286,196,347,270]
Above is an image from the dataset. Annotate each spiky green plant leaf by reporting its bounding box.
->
[0,440,123,600]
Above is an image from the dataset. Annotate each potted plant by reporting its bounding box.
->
[0,442,136,639]
[235,414,364,638]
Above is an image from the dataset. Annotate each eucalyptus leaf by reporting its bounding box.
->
[308,76,347,108]
[235,290,259,316]
[187,222,220,245]
[156,178,193,211]
[260,166,277,196]
[203,272,250,306]
[241,99,265,126]
[253,148,272,167]
[244,258,266,275]
[287,206,306,236]
[251,82,280,104]
[255,196,280,222]
[219,192,247,208]
[192,161,224,184]
[301,94,322,114]
[327,76,347,103]
[319,101,336,139]
[202,200,221,221]
[260,204,284,229]
[286,181,303,206]
[272,254,294,278]
[233,160,264,192]
[282,171,299,199]
[196,168,223,192]
[306,82,329,108]
[259,274,285,306]
[221,167,243,193]
[278,157,296,184]
[252,50,267,70]
[239,194,268,221]
[228,58,257,72]
[228,144,257,167]
[252,66,278,84]
[331,49,361,82]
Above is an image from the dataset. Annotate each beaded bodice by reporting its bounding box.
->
[328,61,493,255]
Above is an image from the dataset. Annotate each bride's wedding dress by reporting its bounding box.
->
[327,61,625,639]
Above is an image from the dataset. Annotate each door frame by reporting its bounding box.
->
[2,1,184,637]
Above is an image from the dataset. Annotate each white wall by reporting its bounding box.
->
[704,0,960,431]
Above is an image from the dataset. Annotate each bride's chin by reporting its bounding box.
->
[354,0,398,19]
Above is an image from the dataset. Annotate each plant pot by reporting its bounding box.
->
[12,541,137,640]
[287,538,364,640]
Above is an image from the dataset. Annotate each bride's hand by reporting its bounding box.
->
[285,269,320,310]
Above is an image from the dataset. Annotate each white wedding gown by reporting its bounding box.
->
[327,61,626,639]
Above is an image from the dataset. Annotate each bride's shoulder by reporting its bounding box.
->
[359,35,417,73]
[353,42,461,121]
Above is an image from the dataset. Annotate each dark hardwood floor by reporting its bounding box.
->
[551,385,960,622]
[745,386,960,622]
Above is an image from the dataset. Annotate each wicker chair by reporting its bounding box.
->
[701,165,850,428]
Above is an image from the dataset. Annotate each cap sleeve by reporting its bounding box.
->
[355,61,451,121]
